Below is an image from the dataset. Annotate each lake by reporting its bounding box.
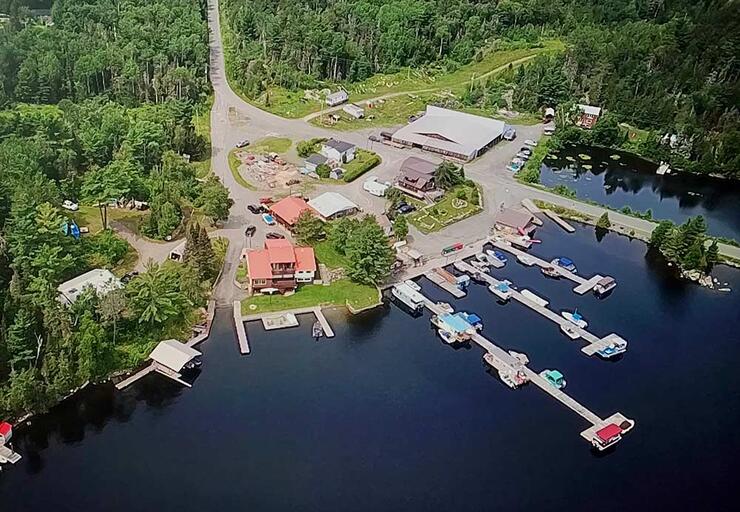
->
[539,144,740,240]
[1,222,739,511]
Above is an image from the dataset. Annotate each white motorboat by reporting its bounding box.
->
[560,323,580,339]
[517,254,536,266]
[403,279,421,292]
[488,282,512,301]
[561,310,588,329]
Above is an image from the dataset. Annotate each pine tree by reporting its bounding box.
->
[345,216,394,285]
[293,211,325,245]
[393,214,408,240]
[596,212,611,230]
[650,220,674,248]
[682,239,705,270]
[706,240,719,267]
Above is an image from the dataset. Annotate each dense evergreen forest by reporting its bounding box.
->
[0,1,231,419]
[223,0,739,176]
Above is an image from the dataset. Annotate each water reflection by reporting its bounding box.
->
[541,145,740,238]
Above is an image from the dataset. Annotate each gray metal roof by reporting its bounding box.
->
[306,153,328,165]
[150,339,201,372]
[323,139,355,153]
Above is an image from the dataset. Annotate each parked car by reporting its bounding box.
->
[265,232,285,239]
[519,147,533,156]
[396,202,416,214]
[262,213,276,225]
[236,139,250,148]
[247,204,263,214]
[62,199,79,211]
[259,197,273,205]
[244,225,256,237]
[524,139,538,147]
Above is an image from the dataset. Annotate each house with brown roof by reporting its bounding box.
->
[269,196,314,229]
[244,239,316,295]
[395,156,440,198]
[494,208,537,235]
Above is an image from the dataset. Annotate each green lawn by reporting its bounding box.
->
[241,278,379,314]
[228,149,257,190]
[313,240,350,269]
[407,184,483,234]
[70,205,147,235]
[241,40,564,119]
[312,93,430,131]
[249,136,292,154]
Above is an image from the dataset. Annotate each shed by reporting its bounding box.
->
[325,90,349,107]
[58,269,122,305]
[494,208,536,235]
[308,192,359,220]
[343,103,365,119]
[150,339,202,373]
[321,139,356,163]
[304,153,328,173]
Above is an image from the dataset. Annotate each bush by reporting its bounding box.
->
[84,230,130,267]
[297,137,326,157]
[456,189,468,200]
[553,184,576,198]
[342,150,381,182]
[316,163,331,178]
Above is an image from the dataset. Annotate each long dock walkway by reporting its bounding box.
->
[234,301,250,354]
[542,209,576,232]
[490,239,607,295]
[421,298,633,446]
[454,260,626,357]
[426,268,466,298]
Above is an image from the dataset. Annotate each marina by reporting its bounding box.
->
[426,267,467,298]
[420,297,634,449]
[452,260,628,358]
[490,239,612,295]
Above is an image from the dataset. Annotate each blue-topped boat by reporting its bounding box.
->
[551,257,577,273]
[458,312,483,330]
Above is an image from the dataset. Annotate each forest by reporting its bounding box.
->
[222,0,739,177]
[0,1,231,419]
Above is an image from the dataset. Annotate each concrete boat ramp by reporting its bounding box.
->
[236,305,336,354]
[453,260,627,358]
[422,298,634,449]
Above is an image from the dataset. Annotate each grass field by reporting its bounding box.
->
[249,136,293,154]
[228,149,257,190]
[237,40,564,120]
[407,184,483,234]
[70,206,147,235]
[313,240,350,269]
[241,278,379,314]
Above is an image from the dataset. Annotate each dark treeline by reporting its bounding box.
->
[224,0,738,176]
[0,1,231,419]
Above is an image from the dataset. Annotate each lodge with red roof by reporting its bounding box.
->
[269,196,315,229]
[243,239,316,295]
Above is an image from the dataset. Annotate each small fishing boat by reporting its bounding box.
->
[183,358,202,370]
[593,276,617,297]
[561,310,588,329]
[471,272,488,284]
[517,254,536,266]
[489,282,512,301]
[312,321,323,339]
[436,302,454,314]
[540,369,566,389]
[498,368,529,389]
[551,257,577,273]
[486,249,508,264]
[596,340,628,358]
[541,266,560,278]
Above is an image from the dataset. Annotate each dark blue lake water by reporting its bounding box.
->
[539,145,740,240]
[1,222,739,511]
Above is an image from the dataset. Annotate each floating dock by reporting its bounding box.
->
[420,297,634,449]
[426,268,466,298]
[0,445,22,464]
[234,301,250,354]
[542,209,576,233]
[490,240,609,295]
[242,306,335,339]
[453,260,627,358]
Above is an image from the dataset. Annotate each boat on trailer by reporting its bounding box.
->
[312,321,324,339]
